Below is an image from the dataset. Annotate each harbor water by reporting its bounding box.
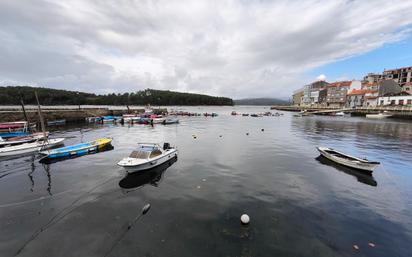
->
[1,106,411,257]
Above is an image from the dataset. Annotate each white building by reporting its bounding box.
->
[378,95,412,106]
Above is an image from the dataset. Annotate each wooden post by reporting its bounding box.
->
[34,91,47,140]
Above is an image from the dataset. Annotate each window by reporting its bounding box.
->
[399,100,404,105]
[391,100,396,105]
[407,99,412,105]
[380,100,384,105]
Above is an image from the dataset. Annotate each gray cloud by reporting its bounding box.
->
[1,0,412,99]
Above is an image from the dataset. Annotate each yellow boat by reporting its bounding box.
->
[40,137,113,159]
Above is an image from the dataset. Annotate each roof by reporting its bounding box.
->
[347,89,376,96]
[328,81,351,88]
[361,82,378,89]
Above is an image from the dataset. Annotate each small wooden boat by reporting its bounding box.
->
[0,138,65,157]
[162,118,179,125]
[231,111,237,115]
[47,119,66,126]
[0,132,48,147]
[117,143,178,173]
[316,146,380,172]
[242,113,249,116]
[40,138,112,160]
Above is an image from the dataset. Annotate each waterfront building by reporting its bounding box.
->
[301,80,329,106]
[363,90,379,107]
[346,89,376,108]
[326,81,351,108]
[292,89,304,106]
[378,93,412,106]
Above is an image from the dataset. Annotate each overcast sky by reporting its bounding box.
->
[1,0,412,99]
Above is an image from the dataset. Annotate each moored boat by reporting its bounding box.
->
[162,118,179,125]
[316,146,380,172]
[0,132,49,147]
[40,138,112,160]
[0,138,65,157]
[366,112,393,119]
[47,119,66,126]
[117,143,178,173]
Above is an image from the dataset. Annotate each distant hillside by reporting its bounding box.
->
[0,86,233,106]
[234,98,289,106]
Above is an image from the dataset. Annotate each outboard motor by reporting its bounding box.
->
[163,142,170,150]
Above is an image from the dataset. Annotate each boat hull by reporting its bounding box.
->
[317,147,378,172]
[0,138,65,157]
[119,149,178,173]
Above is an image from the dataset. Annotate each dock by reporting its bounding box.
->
[0,106,167,123]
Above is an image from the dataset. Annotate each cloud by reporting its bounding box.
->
[1,0,412,98]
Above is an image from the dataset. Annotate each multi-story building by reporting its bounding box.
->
[363,90,379,107]
[403,82,412,95]
[292,89,304,106]
[363,73,383,84]
[346,89,376,108]
[383,66,412,90]
[378,93,412,106]
[301,80,329,106]
[326,81,351,107]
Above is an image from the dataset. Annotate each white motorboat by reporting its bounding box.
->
[0,138,65,157]
[366,111,393,119]
[117,143,178,173]
[316,146,380,172]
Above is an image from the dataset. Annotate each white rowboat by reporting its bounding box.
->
[316,146,379,172]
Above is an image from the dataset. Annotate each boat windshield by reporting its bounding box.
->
[129,145,162,159]
[129,150,151,159]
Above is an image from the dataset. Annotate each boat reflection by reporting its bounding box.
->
[119,156,177,190]
[39,144,114,164]
[316,155,377,187]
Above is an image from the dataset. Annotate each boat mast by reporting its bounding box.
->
[19,96,31,133]
[34,91,47,141]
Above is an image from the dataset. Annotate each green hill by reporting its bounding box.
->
[0,86,233,106]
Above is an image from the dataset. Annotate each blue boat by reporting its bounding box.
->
[0,132,31,138]
[40,138,113,160]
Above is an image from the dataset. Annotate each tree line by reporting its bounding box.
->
[0,86,233,106]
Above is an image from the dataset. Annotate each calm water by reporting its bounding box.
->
[1,106,412,257]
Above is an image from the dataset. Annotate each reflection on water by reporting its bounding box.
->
[119,157,177,190]
[316,155,378,187]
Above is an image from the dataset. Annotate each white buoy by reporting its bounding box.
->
[240,214,250,225]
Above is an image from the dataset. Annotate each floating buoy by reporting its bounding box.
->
[142,203,151,215]
[261,129,264,131]
[192,134,197,139]
[219,135,222,137]
[240,214,250,225]
[246,133,249,136]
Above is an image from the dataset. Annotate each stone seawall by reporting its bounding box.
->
[0,107,167,123]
